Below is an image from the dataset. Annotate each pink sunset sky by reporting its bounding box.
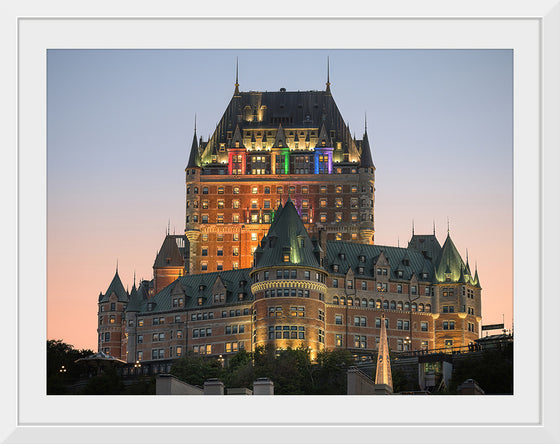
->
[47,49,513,351]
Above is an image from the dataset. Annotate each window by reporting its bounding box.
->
[335,334,343,347]
[411,286,417,295]
[335,314,343,325]
[335,198,343,208]
[218,187,224,194]
[320,198,327,208]
[421,322,428,332]
[347,280,353,289]
[109,315,115,324]
[251,233,258,241]
[202,187,208,194]
[320,185,327,193]
[290,306,305,317]
[335,185,342,193]
[333,296,339,305]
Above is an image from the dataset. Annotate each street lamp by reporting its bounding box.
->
[59,365,67,373]
[404,336,411,352]
[134,360,141,375]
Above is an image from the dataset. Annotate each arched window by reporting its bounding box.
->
[390,301,396,310]
[354,298,360,306]
[218,187,224,194]
[397,301,403,310]
[361,299,367,308]
[376,300,382,309]
[348,298,353,306]
[412,303,417,312]
[333,296,339,305]
[340,297,346,306]
[426,304,431,313]
[383,300,389,310]
[369,299,375,308]
[404,302,410,311]
[419,303,424,312]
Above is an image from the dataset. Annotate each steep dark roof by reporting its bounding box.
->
[154,235,187,268]
[134,268,253,314]
[200,89,360,163]
[186,130,200,168]
[254,199,321,269]
[407,234,442,261]
[360,129,375,168]
[325,241,435,281]
[99,270,128,303]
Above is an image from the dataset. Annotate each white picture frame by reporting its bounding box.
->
[2,1,559,443]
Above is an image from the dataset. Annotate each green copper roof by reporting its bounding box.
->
[134,268,253,315]
[434,234,476,284]
[99,270,128,303]
[326,241,435,281]
[254,199,321,270]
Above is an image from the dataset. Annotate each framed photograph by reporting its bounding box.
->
[3,1,560,443]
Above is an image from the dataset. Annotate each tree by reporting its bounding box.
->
[47,339,94,394]
[170,352,223,387]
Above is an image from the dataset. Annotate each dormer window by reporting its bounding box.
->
[147,303,155,311]
[339,253,345,260]
[397,270,403,278]
[359,255,365,263]
[283,254,290,263]
[199,285,205,291]
[333,264,339,272]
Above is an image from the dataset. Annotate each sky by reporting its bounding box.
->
[47,49,513,352]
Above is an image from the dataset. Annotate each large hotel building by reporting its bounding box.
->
[97,74,482,370]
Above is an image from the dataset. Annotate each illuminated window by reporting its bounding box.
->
[109,315,115,324]
[320,186,327,193]
[351,213,358,223]
[232,214,239,223]
[277,186,283,194]
[283,254,290,262]
[233,187,240,194]
[251,233,257,241]
[217,214,224,224]
[302,186,308,194]
[335,334,343,347]
[335,198,343,208]
[335,233,342,241]
[218,187,224,194]
[351,186,358,193]
[335,213,342,223]
[336,185,342,193]
[289,186,295,194]
[252,187,258,194]
[302,199,309,209]
[233,233,239,241]
[320,213,327,223]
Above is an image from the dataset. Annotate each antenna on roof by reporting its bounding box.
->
[364,112,367,132]
[397,237,400,248]
[326,56,331,94]
[167,219,170,236]
[194,113,197,134]
[234,57,240,96]
[133,270,136,287]
[116,259,118,273]
[433,220,436,236]
[412,219,415,236]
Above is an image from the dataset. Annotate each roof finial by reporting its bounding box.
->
[412,219,415,236]
[167,218,170,236]
[326,56,331,94]
[397,237,400,248]
[116,259,118,273]
[364,112,367,132]
[433,220,436,235]
[234,57,240,96]
[447,217,450,234]
[194,113,197,134]
[133,270,136,287]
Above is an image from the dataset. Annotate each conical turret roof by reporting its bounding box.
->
[100,270,128,303]
[186,130,200,168]
[434,234,466,283]
[360,128,374,168]
[254,199,321,269]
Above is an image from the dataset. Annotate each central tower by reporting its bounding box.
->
[184,74,375,274]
